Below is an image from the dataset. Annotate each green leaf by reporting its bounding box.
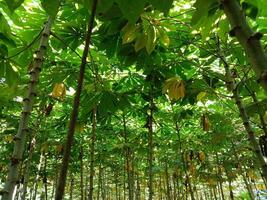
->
[145,26,157,54]
[115,0,145,23]
[0,60,7,78]
[0,44,8,58]
[158,28,170,47]
[191,0,218,26]
[245,99,267,117]
[150,0,174,14]
[0,13,11,36]
[134,33,147,52]
[218,18,230,42]
[5,0,24,11]
[0,33,16,47]
[5,63,19,87]
[97,0,115,14]
[41,0,60,18]
[258,0,267,16]
[122,23,138,44]
[241,1,258,19]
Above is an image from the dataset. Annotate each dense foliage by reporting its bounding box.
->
[1,0,267,199]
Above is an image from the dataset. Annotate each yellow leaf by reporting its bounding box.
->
[163,77,185,100]
[199,151,205,162]
[197,92,207,101]
[248,169,256,180]
[52,83,66,100]
[4,135,13,143]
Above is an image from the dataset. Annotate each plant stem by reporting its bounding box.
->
[221,0,267,91]
[1,17,54,200]
[54,1,98,199]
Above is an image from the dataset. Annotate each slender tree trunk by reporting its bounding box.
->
[1,17,54,200]
[147,85,154,200]
[101,168,105,200]
[160,175,164,200]
[249,90,267,135]
[97,164,102,200]
[51,180,56,200]
[231,142,255,199]
[136,173,141,200]
[242,172,255,200]
[21,136,36,200]
[220,0,267,91]
[187,174,195,200]
[43,154,48,200]
[176,175,181,200]
[54,1,98,199]
[80,142,84,200]
[172,175,177,200]
[123,164,126,200]
[213,186,218,200]
[165,161,171,200]
[221,56,267,178]
[122,114,134,200]
[32,153,44,200]
[88,107,97,200]
[215,153,225,200]
[194,184,199,200]
[69,174,74,200]
[115,173,118,200]
[227,177,234,200]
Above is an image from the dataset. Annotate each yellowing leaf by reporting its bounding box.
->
[122,23,138,44]
[207,178,216,186]
[199,151,205,162]
[163,77,185,100]
[55,144,64,154]
[189,163,196,174]
[145,26,157,54]
[197,91,206,101]
[52,83,66,100]
[75,122,85,133]
[247,169,256,180]
[41,142,49,153]
[159,28,170,47]
[134,34,147,52]
[202,114,210,131]
[4,135,13,143]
